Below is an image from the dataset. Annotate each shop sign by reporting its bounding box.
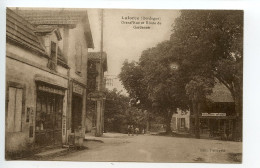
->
[202,113,226,117]
[73,83,84,95]
[38,85,65,95]
[88,91,106,101]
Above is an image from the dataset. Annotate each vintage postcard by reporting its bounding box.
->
[5,7,243,163]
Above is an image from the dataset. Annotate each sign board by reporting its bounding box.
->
[202,113,226,117]
[73,83,84,95]
[88,91,106,101]
[38,85,65,95]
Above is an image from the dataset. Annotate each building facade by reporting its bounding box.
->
[5,8,94,155]
[171,109,190,133]
[189,81,236,140]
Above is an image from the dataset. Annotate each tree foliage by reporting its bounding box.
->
[171,10,243,139]
[104,88,147,133]
[119,10,243,138]
[119,41,189,133]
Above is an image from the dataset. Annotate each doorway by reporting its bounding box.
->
[71,94,83,133]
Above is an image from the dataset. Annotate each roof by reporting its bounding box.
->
[88,52,108,72]
[207,82,234,102]
[14,8,94,48]
[34,25,57,33]
[6,8,47,56]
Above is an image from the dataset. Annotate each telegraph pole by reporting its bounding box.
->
[96,9,104,137]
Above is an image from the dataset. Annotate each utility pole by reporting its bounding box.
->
[96,9,104,137]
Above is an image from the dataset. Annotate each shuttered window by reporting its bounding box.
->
[75,42,82,74]
[7,87,23,132]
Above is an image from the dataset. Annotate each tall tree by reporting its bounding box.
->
[104,89,129,132]
[119,41,189,134]
[170,10,243,139]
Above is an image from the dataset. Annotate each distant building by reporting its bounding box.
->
[5,8,94,155]
[170,81,236,139]
[190,81,236,139]
[171,109,190,133]
[86,52,107,136]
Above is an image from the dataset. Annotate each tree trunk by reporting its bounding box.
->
[193,99,200,139]
[146,111,150,133]
[165,109,174,134]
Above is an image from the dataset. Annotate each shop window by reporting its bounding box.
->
[180,118,185,128]
[36,92,63,132]
[6,87,23,132]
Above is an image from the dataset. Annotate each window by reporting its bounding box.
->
[48,41,57,71]
[36,91,63,131]
[75,42,82,75]
[6,87,23,132]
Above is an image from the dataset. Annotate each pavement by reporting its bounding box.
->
[50,132,242,163]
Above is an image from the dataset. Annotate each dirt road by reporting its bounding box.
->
[51,133,242,163]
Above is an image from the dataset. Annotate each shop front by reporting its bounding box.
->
[35,82,66,147]
[67,81,86,147]
[190,113,237,140]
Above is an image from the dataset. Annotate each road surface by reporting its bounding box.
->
[51,133,242,163]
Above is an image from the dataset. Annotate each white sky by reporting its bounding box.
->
[87,9,179,93]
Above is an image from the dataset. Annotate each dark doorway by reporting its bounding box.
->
[71,94,83,133]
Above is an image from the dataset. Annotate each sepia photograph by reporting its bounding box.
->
[5,7,243,163]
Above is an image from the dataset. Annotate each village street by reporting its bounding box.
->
[51,133,242,163]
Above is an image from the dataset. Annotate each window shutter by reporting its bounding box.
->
[14,88,23,132]
[7,87,23,132]
[7,87,16,132]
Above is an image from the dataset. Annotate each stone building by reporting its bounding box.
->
[5,8,94,155]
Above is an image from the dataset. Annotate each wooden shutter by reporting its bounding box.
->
[7,87,16,132]
[75,43,82,73]
[7,87,23,132]
[14,88,23,132]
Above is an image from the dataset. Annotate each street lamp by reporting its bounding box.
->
[169,62,179,71]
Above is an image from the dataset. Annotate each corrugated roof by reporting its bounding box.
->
[207,82,234,102]
[15,8,94,48]
[88,52,108,72]
[6,8,47,56]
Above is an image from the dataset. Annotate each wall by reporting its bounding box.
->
[67,23,89,85]
[6,44,68,152]
[65,22,89,139]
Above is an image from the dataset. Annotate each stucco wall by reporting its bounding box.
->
[67,23,88,85]
[6,45,68,152]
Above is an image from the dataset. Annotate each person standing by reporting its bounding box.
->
[127,125,131,136]
[131,125,134,136]
[135,127,139,136]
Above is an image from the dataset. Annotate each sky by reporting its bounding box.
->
[87,9,179,93]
